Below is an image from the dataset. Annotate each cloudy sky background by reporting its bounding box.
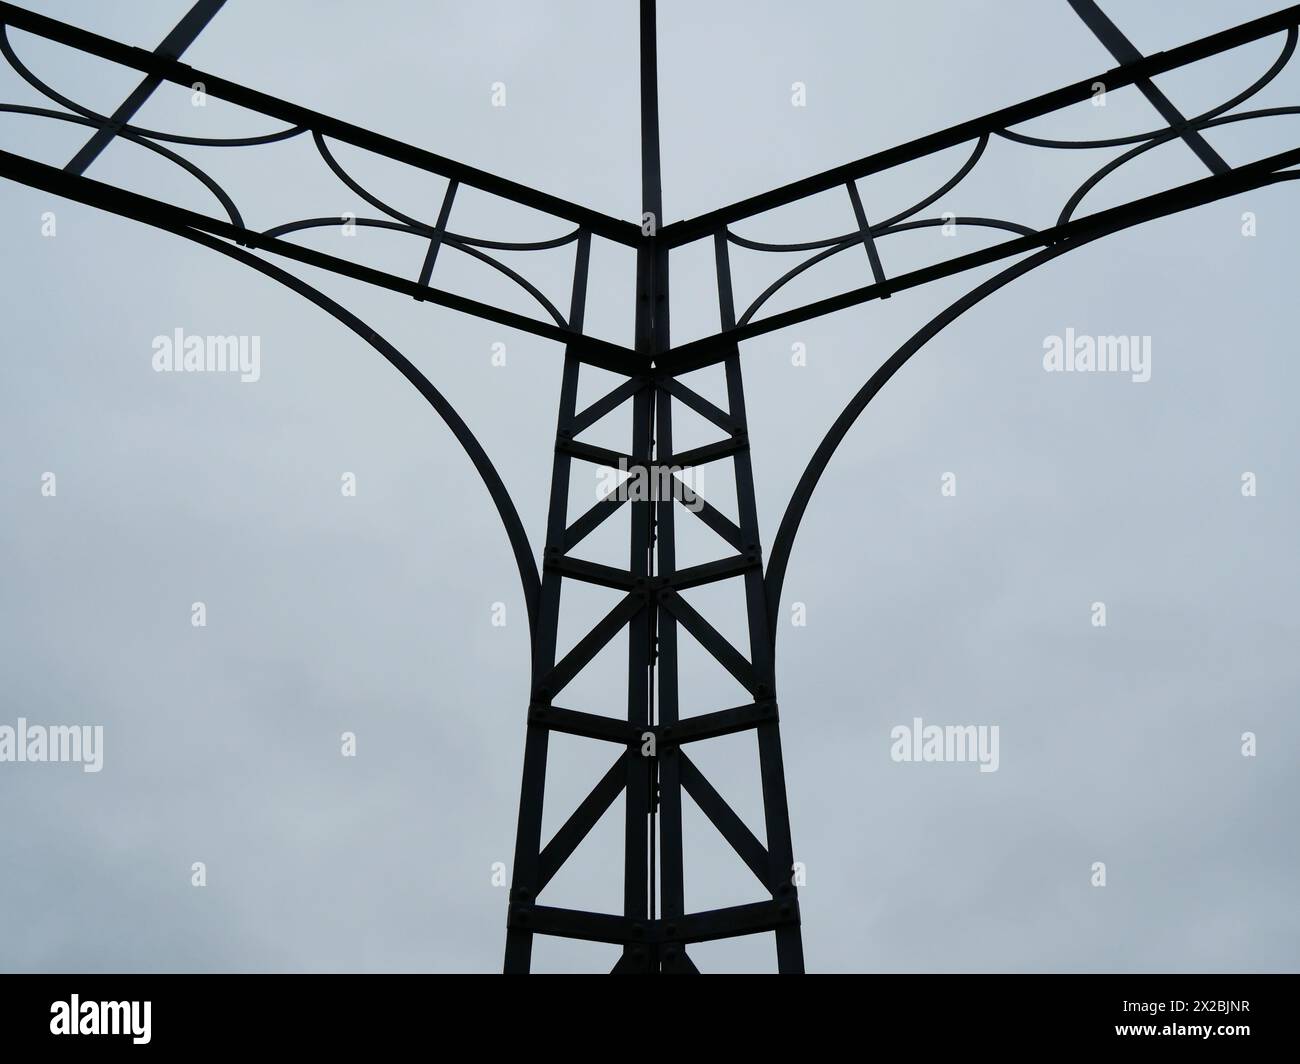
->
[0,0,1297,972]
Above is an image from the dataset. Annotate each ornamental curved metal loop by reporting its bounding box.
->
[0,102,244,227]
[998,25,1297,151]
[263,215,416,240]
[440,228,582,252]
[1056,131,1182,225]
[726,135,993,260]
[0,26,304,146]
[725,134,1004,326]
[735,215,1038,327]
[1058,106,1300,225]
[311,133,574,327]
[878,216,1038,238]
[263,217,572,329]
[728,229,856,253]
[263,215,583,252]
[313,129,430,230]
[441,235,569,328]
[873,133,991,229]
[736,238,855,326]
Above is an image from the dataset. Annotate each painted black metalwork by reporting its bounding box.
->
[0,0,1297,973]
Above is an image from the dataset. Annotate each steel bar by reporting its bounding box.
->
[538,754,628,892]
[679,752,770,888]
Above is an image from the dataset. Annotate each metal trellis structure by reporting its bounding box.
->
[1,0,1297,972]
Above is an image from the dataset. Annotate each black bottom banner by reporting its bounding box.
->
[0,973,1291,1050]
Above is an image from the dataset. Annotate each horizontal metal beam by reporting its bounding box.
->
[509,899,798,944]
[665,700,777,744]
[543,553,640,591]
[508,904,633,945]
[668,553,758,591]
[555,438,636,467]
[668,435,748,467]
[672,899,799,943]
[528,704,639,744]
[525,700,778,746]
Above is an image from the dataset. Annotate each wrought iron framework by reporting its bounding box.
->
[1,0,1297,972]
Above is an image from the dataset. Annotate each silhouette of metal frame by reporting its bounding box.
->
[0,0,1296,972]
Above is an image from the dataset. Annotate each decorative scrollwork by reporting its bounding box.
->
[0,26,304,146]
[718,26,1300,335]
[0,24,585,334]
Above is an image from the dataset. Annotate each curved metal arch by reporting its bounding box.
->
[1059,106,1300,226]
[89,124,303,149]
[32,196,544,642]
[762,170,1300,642]
[261,211,571,328]
[0,26,303,147]
[1057,129,1181,226]
[441,235,568,328]
[729,229,855,253]
[738,238,855,326]
[728,135,992,256]
[313,129,430,230]
[263,215,416,240]
[737,215,1038,326]
[171,226,544,643]
[873,133,991,230]
[763,245,1073,635]
[999,25,1297,151]
[0,103,244,227]
[264,214,582,252]
[877,216,1038,239]
[439,228,582,252]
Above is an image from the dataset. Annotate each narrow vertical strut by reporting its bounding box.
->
[714,233,805,973]
[503,232,592,974]
[625,0,663,971]
[639,0,663,230]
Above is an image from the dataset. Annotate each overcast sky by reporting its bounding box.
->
[1,0,1297,973]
